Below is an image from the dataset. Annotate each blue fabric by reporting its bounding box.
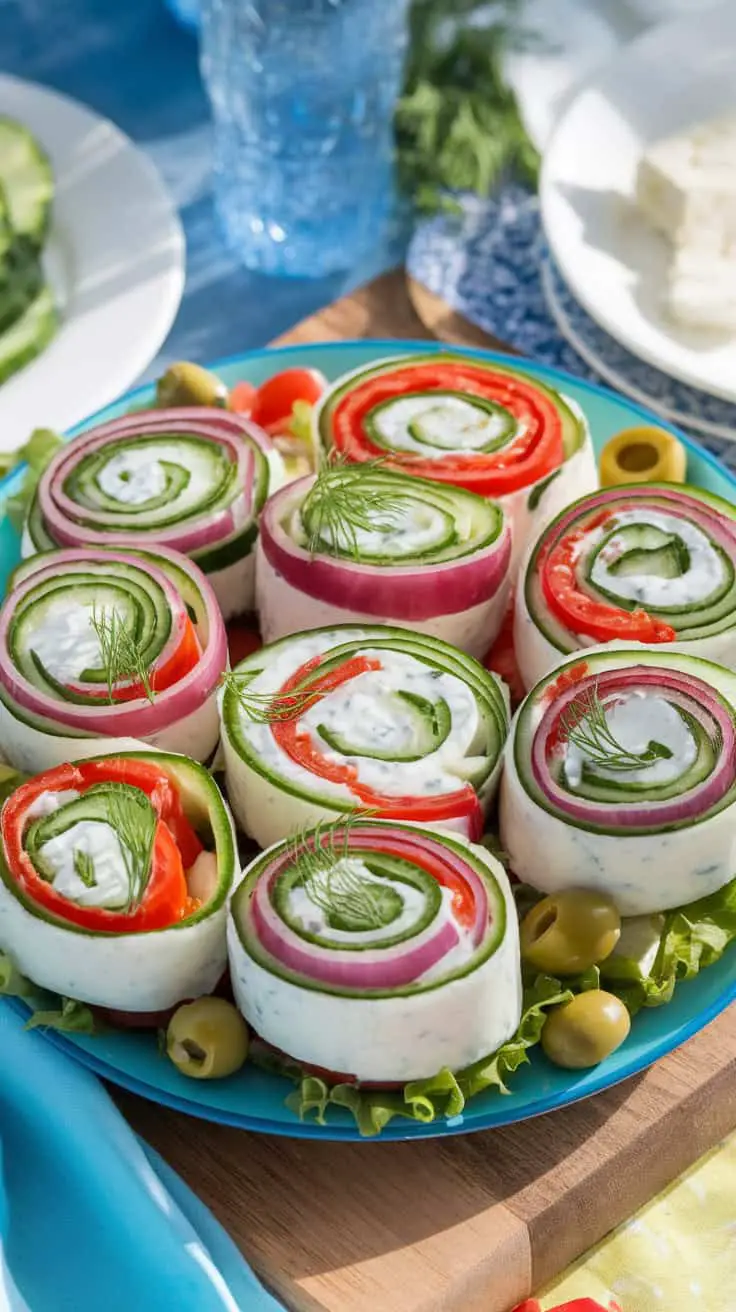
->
[0,0,396,376]
[0,1002,282,1311]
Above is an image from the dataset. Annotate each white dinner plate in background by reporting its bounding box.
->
[0,75,184,450]
[540,2,736,403]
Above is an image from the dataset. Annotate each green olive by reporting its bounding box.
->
[542,990,631,1070]
[155,361,228,409]
[520,889,621,975]
[166,997,249,1079]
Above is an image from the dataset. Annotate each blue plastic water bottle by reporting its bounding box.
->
[199,0,410,277]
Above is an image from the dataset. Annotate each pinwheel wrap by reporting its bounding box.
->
[22,407,284,618]
[0,546,227,774]
[228,820,522,1083]
[500,647,736,914]
[219,625,509,850]
[516,483,736,690]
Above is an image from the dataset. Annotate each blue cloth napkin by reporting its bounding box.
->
[0,1002,281,1312]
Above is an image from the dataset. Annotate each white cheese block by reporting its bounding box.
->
[636,114,736,247]
[637,114,736,331]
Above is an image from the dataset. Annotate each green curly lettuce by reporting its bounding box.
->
[252,974,571,1137]
[0,426,63,531]
[600,876,736,1015]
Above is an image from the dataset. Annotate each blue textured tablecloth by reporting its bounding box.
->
[0,0,394,378]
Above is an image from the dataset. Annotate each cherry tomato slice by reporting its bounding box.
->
[250,367,326,431]
[229,380,257,414]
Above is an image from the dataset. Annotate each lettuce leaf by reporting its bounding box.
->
[1,427,63,531]
[252,974,571,1137]
[25,996,97,1034]
[0,951,34,998]
[600,876,736,1015]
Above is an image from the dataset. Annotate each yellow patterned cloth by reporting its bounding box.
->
[538,1131,736,1310]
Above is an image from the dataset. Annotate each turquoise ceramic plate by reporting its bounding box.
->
[4,340,736,1141]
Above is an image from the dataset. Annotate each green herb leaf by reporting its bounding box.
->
[106,784,157,914]
[290,818,400,933]
[396,0,537,213]
[89,606,154,704]
[73,847,97,889]
[2,427,63,532]
[300,458,406,560]
[25,996,97,1034]
[220,670,318,724]
[561,684,674,774]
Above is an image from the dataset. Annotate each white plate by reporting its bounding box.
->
[540,2,736,403]
[0,75,184,450]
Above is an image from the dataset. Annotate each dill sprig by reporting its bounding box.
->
[73,848,97,889]
[89,606,154,704]
[396,0,538,214]
[220,671,318,724]
[107,785,157,914]
[561,685,673,774]
[288,816,400,933]
[300,458,408,561]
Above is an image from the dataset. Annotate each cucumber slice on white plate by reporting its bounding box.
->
[0,284,57,386]
[0,117,53,246]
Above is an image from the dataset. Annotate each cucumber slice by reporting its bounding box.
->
[600,524,691,580]
[0,283,57,385]
[316,691,452,762]
[0,118,53,245]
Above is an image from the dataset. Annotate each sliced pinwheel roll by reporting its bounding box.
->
[219,625,509,850]
[228,819,522,1083]
[0,752,236,1011]
[500,647,736,914]
[515,483,736,691]
[22,407,285,619]
[0,546,227,774]
[256,463,512,658]
[313,353,597,569]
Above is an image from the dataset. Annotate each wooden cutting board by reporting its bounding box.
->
[119,270,736,1312]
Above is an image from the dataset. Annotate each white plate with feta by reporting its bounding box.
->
[540,1,736,403]
[0,75,184,451]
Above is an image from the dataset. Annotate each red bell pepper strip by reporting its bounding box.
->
[537,519,676,645]
[331,361,565,497]
[271,654,484,838]
[1,758,204,932]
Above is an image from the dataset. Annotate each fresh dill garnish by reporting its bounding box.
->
[396,0,538,214]
[287,815,400,933]
[73,848,97,889]
[561,685,673,774]
[107,785,157,914]
[300,458,407,561]
[89,606,154,704]
[220,671,318,724]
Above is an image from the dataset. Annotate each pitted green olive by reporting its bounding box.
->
[166,997,249,1079]
[520,889,621,975]
[541,990,631,1070]
[156,361,228,409]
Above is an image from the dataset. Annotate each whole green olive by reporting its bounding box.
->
[166,996,249,1080]
[520,889,621,975]
[156,361,228,410]
[542,990,631,1070]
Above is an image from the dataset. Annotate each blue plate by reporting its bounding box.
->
[3,340,735,1141]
